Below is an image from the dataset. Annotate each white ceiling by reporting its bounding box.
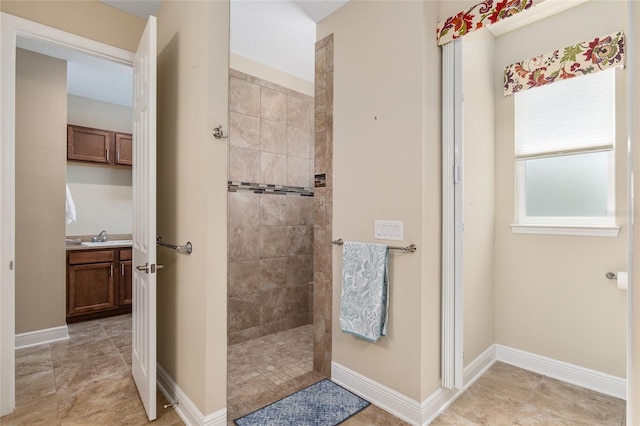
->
[23,0,347,108]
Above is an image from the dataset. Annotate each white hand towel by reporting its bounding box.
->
[65,184,77,224]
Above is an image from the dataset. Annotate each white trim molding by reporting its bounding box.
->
[157,364,226,426]
[335,344,625,426]
[331,361,422,425]
[14,325,68,349]
[495,345,626,400]
[423,344,496,424]
[0,11,135,416]
[511,224,620,237]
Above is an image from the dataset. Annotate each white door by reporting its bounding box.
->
[132,15,158,422]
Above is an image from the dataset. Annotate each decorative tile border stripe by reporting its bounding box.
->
[315,174,326,188]
[228,181,314,197]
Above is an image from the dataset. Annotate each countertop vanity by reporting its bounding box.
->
[65,236,132,323]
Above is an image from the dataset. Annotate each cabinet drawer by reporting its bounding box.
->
[69,250,114,265]
[119,248,132,261]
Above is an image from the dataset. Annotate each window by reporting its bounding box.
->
[513,69,617,235]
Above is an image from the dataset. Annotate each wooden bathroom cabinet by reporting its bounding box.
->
[66,246,132,323]
[67,124,132,168]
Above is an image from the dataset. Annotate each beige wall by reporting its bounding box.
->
[318,0,442,402]
[631,1,639,420]
[0,0,145,52]
[15,49,67,334]
[462,28,496,366]
[156,0,229,415]
[493,0,628,378]
[230,53,314,96]
[66,95,132,237]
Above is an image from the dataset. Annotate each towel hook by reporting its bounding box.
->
[212,125,228,139]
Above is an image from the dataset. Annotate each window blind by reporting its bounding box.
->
[515,69,615,159]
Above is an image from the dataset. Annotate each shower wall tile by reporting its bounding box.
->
[229,293,260,332]
[261,88,287,124]
[260,288,287,323]
[228,260,260,297]
[260,319,286,337]
[313,271,327,316]
[315,130,327,173]
[314,34,333,374]
[228,69,314,345]
[288,226,313,256]
[260,226,287,259]
[315,47,327,93]
[287,156,310,188]
[229,227,260,262]
[286,312,310,330]
[260,257,287,290]
[314,91,327,132]
[287,95,313,130]
[261,152,287,186]
[229,111,261,150]
[314,229,330,274]
[313,198,325,230]
[261,120,287,154]
[260,195,287,226]
[229,146,260,183]
[287,285,309,314]
[287,126,312,159]
[228,192,259,227]
[286,195,311,226]
[228,326,260,346]
[230,77,260,117]
[313,315,326,372]
[287,254,313,287]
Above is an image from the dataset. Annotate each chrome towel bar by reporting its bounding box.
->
[332,238,417,253]
[157,235,192,255]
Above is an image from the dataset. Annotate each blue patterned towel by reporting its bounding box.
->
[340,241,389,342]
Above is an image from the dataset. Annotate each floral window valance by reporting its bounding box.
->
[503,30,625,96]
[436,0,540,46]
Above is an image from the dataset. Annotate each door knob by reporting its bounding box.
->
[136,263,149,273]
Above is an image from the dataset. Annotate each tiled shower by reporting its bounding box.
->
[227,69,315,345]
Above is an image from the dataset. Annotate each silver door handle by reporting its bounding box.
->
[136,263,149,273]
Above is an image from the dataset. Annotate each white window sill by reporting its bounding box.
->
[510,224,620,237]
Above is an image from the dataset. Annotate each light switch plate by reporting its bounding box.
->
[374,220,403,241]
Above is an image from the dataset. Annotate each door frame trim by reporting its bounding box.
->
[0,13,134,415]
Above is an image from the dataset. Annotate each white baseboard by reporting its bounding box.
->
[422,344,496,424]
[15,325,68,349]
[495,344,626,400]
[332,345,496,426]
[331,361,422,425]
[333,343,625,425]
[157,364,227,426]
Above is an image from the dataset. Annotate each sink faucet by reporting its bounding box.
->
[91,230,108,242]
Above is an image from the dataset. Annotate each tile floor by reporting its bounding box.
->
[432,362,626,425]
[1,314,182,426]
[227,324,409,426]
[3,317,626,425]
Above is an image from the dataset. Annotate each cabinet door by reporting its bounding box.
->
[67,125,111,164]
[119,260,133,306]
[67,262,116,315]
[115,132,133,166]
